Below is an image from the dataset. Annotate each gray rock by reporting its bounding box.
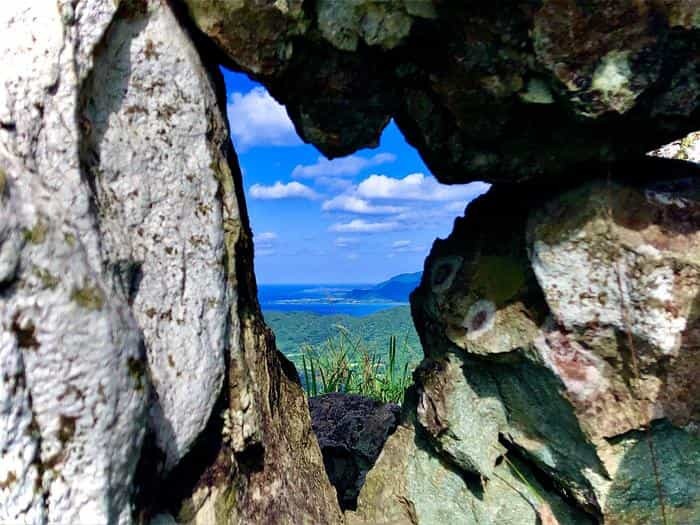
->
[353,160,700,523]
[309,393,400,510]
[183,0,700,183]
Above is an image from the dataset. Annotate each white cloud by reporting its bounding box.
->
[292,153,396,179]
[257,231,278,241]
[227,87,301,150]
[249,181,319,200]
[390,239,426,253]
[329,219,400,233]
[347,252,360,261]
[322,195,406,215]
[356,173,490,202]
[335,237,359,248]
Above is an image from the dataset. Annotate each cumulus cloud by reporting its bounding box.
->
[249,181,319,200]
[329,219,401,233]
[322,195,406,215]
[292,153,396,179]
[356,173,490,202]
[227,87,301,150]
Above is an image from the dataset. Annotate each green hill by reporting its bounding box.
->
[265,306,422,371]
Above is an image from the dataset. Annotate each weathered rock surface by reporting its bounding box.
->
[3,1,700,524]
[0,161,148,525]
[309,393,400,510]
[184,0,700,183]
[1,0,340,523]
[351,161,700,524]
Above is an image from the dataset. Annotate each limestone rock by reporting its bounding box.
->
[348,422,593,525]
[651,131,700,162]
[316,0,425,52]
[309,393,400,509]
[0,161,147,525]
[183,0,700,183]
[1,0,342,523]
[354,160,700,524]
[81,0,230,471]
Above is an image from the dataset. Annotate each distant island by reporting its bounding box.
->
[344,271,422,303]
[260,272,424,374]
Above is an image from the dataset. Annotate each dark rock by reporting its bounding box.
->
[185,0,700,184]
[309,393,401,510]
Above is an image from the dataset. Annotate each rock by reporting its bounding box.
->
[347,422,593,525]
[1,0,341,523]
[351,160,700,524]
[181,0,308,76]
[81,0,231,472]
[309,393,401,510]
[651,131,700,162]
[182,0,700,183]
[0,160,147,524]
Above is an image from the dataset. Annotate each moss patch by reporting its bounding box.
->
[23,221,48,244]
[33,266,60,289]
[472,256,527,305]
[214,487,238,524]
[71,285,104,310]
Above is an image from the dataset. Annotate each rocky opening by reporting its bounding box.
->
[1,1,699,524]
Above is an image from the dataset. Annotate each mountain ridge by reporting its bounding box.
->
[345,271,422,302]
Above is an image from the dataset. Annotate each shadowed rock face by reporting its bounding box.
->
[309,393,401,510]
[184,0,700,184]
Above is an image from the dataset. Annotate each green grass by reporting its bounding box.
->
[265,306,421,371]
[301,326,414,404]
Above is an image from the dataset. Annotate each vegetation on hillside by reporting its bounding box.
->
[301,328,413,404]
[265,305,421,371]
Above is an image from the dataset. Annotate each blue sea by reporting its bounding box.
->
[258,284,406,316]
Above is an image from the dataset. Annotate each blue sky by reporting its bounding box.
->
[222,68,489,284]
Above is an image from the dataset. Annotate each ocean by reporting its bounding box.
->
[258,284,406,316]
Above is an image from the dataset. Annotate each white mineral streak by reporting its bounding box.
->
[530,231,685,355]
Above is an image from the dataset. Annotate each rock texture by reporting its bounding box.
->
[0,161,147,525]
[2,1,700,524]
[309,393,400,510]
[351,162,700,524]
[184,0,700,183]
[1,1,340,524]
